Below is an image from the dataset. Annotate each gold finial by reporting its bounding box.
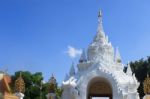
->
[143,74,150,94]
[14,72,25,93]
[98,10,102,17]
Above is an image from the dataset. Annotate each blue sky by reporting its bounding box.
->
[0,0,150,84]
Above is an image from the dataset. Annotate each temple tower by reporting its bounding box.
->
[61,10,140,99]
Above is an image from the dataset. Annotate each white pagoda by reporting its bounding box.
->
[61,11,140,99]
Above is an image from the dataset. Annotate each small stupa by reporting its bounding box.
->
[14,72,25,99]
[46,74,57,99]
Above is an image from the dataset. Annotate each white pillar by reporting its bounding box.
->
[46,93,56,99]
[15,92,24,99]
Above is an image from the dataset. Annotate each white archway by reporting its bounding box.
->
[77,69,123,99]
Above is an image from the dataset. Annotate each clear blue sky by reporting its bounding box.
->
[0,0,150,84]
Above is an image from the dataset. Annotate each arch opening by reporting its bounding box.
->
[87,77,112,99]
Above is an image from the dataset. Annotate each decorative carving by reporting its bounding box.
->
[14,72,25,93]
[62,77,79,98]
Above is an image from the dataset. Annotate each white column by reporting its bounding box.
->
[15,92,24,99]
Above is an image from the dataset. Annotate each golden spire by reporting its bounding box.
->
[48,74,57,93]
[143,74,150,94]
[14,72,25,93]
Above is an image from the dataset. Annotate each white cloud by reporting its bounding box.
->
[66,46,82,58]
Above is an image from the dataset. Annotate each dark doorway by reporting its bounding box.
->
[87,77,112,99]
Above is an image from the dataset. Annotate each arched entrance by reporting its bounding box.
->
[87,77,112,99]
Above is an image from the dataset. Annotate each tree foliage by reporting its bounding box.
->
[55,85,63,99]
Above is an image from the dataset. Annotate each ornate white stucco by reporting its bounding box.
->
[61,11,140,99]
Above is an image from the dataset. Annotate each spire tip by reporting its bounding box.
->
[98,10,102,17]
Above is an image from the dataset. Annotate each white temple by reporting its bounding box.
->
[61,11,140,99]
